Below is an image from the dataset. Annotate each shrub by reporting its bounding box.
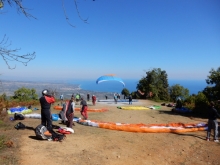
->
[193,92,209,117]
[0,135,6,150]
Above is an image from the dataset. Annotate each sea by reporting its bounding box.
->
[67,79,207,95]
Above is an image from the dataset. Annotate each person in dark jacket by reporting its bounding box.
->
[87,93,90,102]
[63,96,75,128]
[206,101,220,142]
[128,94,132,105]
[39,89,55,132]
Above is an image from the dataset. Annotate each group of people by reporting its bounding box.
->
[86,93,97,105]
[40,89,220,142]
[113,93,132,104]
[40,89,89,132]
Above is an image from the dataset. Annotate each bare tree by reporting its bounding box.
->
[0,35,36,69]
[0,0,37,19]
[48,88,59,97]
[0,0,91,69]
[1,0,36,69]
[61,0,89,27]
[1,0,90,20]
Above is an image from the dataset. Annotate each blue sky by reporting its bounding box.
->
[0,0,220,82]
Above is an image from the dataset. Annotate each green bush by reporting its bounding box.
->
[193,92,208,116]
[11,87,38,101]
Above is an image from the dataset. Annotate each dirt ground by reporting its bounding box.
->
[2,99,220,165]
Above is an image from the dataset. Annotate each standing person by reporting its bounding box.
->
[176,98,182,108]
[39,89,55,132]
[206,101,220,142]
[117,93,120,100]
[114,94,118,104]
[80,97,88,120]
[92,95,96,105]
[128,94,132,105]
[63,96,75,128]
[60,94,64,101]
[75,93,80,104]
[60,94,64,105]
[87,93,90,102]
[105,95,108,100]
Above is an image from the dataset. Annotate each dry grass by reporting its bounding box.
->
[0,117,20,165]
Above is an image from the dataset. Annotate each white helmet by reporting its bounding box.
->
[42,89,49,96]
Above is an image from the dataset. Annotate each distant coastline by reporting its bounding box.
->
[0,79,208,99]
[0,80,81,96]
[0,80,114,100]
[68,79,207,95]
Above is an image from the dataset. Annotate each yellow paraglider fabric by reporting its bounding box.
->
[118,106,150,110]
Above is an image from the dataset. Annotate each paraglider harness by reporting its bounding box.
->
[14,122,66,142]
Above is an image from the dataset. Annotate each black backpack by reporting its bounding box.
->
[14,113,25,120]
[14,122,26,130]
[50,130,66,142]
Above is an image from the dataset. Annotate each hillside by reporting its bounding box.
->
[0,80,114,100]
[1,99,220,165]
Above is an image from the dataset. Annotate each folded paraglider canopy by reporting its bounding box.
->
[96,74,125,87]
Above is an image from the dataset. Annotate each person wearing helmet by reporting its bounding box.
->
[39,89,55,132]
[80,97,88,120]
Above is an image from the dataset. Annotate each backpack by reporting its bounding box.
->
[14,113,25,120]
[14,122,26,130]
[35,124,52,140]
[50,130,66,142]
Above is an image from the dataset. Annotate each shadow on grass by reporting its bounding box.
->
[28,136,40,140]
[172,130,220,141]
[171,132,205,140]
[25,126,35,130]
[158,109,208,120]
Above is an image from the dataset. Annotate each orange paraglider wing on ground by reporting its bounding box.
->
[77,120,207,133]
[53,106,108,112]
